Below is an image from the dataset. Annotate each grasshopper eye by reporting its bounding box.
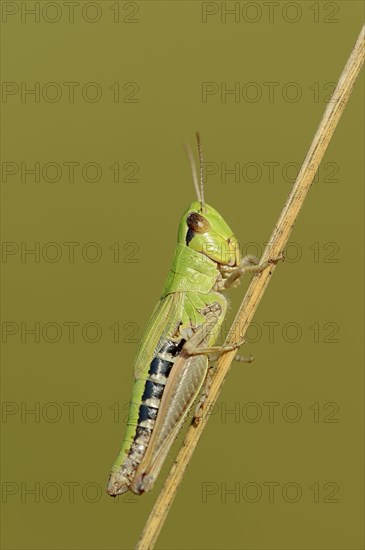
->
[186,212,210,234]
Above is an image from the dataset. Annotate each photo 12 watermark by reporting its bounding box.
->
[1,161,140,184]
[200,2,340,24]
[201,81,337,104]
[1,81,140,104]
[1,480,139,503]
[1,1,140,24]
[1,241,140,264]
[201,480,340,503]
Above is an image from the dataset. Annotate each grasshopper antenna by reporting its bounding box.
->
[196,132,205,210]
[184,142,201,204]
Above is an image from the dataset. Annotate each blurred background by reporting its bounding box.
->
[1,2,364,549]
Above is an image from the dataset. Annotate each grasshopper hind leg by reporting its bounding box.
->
[192,353,254,426]
[192,364,215,426]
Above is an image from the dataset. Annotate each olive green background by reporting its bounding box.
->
[1,1,364,549]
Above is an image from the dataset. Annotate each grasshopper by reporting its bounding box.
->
[107,134,282,495]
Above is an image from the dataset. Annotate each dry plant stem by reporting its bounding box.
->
[136,25,365,550]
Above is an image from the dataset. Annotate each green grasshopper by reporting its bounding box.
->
[107,134,282,495]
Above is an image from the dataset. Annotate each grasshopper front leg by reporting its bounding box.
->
[220,252,285,290]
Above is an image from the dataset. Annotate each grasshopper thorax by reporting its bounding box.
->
[177,201,240,268]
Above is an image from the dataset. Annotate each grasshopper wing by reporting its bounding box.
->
[133,291,184,380]
[131,351,208,493]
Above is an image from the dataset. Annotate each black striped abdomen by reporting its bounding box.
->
[136,338,185,430]
[107,338,187,495]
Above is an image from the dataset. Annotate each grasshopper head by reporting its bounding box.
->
[178,201,240,267]
[180,133,240,267]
